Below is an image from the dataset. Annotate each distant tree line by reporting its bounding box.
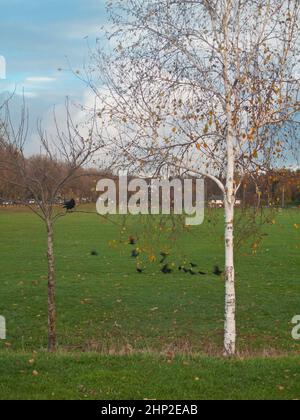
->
[206,170,300,208]
[1,138,299,209]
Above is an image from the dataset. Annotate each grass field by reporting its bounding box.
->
[0,206,300,399]
[1,353,300,400]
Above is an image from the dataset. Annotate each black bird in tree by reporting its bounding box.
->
[213,265,223,276]
[63,198,76,211]
[161,264,172,274]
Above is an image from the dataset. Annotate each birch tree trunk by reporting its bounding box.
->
[224,198,236,356]
[46,220,56,352]
[223,99,236,356]
[222,0,236,357]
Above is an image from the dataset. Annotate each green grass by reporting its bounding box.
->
[0,206,300,399]
[0,352,300,400]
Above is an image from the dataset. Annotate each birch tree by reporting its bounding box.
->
[90,0,300,355]
[0,100,104,351]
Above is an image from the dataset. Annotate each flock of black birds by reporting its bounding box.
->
[63,202,224,279]
[128,237,224,277]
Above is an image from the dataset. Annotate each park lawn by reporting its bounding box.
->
[0,206,299,354]
[0,352,299,400]
[0,206,300,399]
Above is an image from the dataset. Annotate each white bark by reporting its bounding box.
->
[223,0,236,357]
[223,126,236,356]
[224,198,236,356]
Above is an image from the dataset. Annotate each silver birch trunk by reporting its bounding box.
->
[224,197,236,356]
[223,0,236,356]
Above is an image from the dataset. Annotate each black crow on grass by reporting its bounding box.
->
[91,250,99,256]
[63,198,76,211]
[161,264,172,274]
[131,250,140,258]
[129,236,137,246]
[213,265,223,276]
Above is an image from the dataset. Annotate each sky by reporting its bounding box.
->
[0,0,107,152]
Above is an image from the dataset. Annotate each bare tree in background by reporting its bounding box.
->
[90,0,300,356]
[0,99,105,352]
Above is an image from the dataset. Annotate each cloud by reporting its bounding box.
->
[25,77,57,83]
[0,0,108,154]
